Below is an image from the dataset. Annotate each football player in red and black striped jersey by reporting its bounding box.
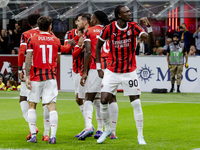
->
[96,5,154,144]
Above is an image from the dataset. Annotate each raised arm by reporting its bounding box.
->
[139,17,154,48]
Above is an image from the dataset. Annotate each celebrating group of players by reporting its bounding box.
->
[18,4,154,145]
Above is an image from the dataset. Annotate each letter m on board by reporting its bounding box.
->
[156,67,170,81]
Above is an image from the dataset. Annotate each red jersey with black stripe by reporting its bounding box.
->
[18,28,55,68]
[101,40,110,69]
[64,29,82,74]
[99,21,146,73]
[18,27,40,68]
[27,32,61,81]
[84,25,108,69]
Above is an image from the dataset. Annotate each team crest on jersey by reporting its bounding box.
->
[127,31,130,36]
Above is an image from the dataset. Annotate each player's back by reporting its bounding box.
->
[29,32,60,69]
[21,27,40,44]
[27,32,61,81]
[85,25,104,58]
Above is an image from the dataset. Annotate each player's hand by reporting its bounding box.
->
[80,73,87,86]
[97,70,104,78]
[77,30,83,37]
[140,17,151,27]
[67,39,76,46]
[26,76,32,90]
[168,65,171,69]
[78,37,84,47]
[185,63,189,68]
[19,72,25,82]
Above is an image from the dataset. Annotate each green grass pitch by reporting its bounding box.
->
[0,91,200,150]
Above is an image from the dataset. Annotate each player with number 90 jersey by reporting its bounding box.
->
[26,32,61,81]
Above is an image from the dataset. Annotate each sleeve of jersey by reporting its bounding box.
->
[134,23,147,38]
[26,38,33,52]
[18,34,28,67]
[60,44,74,54]
[84,30,91,42]
[64,31,72,44]
[99,26,109,42]
[72,45,82,59]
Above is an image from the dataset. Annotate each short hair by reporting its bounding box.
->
[81,13,91,24]
[182,23,187,28]
[75,13,84,21]
[114,5,125,20]
[27,13,41,26]
[38,16,53,31]
[94,11,110,26]
[173,33,179,38]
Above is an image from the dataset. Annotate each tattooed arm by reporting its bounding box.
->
[25,51,33,90]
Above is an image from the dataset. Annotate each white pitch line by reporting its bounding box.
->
[1,97,200,104]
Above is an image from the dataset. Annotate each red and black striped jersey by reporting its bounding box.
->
[27,32,61,81]
[101,41,110,69]
[64,28,82,74]
[18,27,40,67]
[99,21,146,73]
[18,28,55,68]
[64,28,77,45]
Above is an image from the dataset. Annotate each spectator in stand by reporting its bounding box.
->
[0,29,10,54]
[0,75,6,90]
[11,49,18,55]
[178,23,192,52]
[5,79,17,91]
[9,22,23,52]
[193,25,200,55]
[157,47,164,56]
[163,38,172,55]
[136,38,150,55]
[188,45,199,56]
[152,39,163,55]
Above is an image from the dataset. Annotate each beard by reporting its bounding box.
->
[173,40,179,45]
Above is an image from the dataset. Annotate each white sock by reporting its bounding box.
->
[43,105,50,136]
[79,104,84,119]
[83,101,93,129]
[20,101,29,122]
[109,102,118,135]
[28,109,37,138]
[100,103,110,132]
[131,99,143,138]
[49,111,58,138]
[93,99,103,132]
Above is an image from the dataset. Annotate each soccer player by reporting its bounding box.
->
[18,13,41,140]
[64,14,86,137]
[79,11,112,140]
[25,16,72,144]
[95,5,154,144]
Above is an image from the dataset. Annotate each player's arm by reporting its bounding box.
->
[96,39,105,78]
[25,50,33,90]
[80,40,91,86]
[25,39,33,90]
[18,33,27,81]
[61,40,76,53]
[139,17,154,48]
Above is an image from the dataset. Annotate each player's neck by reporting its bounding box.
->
[31,24,38,29]
[83,24,90,32]
[116,20,127,28]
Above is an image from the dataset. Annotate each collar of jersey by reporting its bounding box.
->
[40,32,50,34]
[115,21,128,31]
[96,24,104,28]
